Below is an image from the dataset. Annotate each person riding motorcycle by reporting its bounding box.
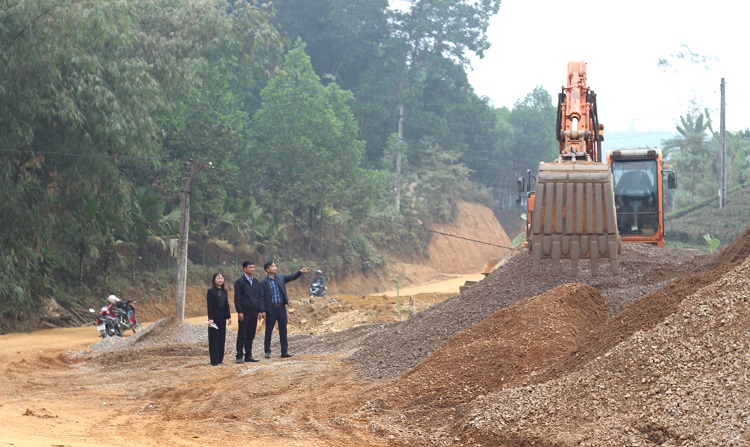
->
[309,270,327,297]
[108,294,141,333]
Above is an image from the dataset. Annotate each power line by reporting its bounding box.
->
[224,168,521,252]
[338,205,520,252]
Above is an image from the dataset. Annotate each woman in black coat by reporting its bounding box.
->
[207,272,232,366]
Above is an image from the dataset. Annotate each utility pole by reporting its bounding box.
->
[175,160,212,321]
[395,104,404,213]
[719,78,726,208]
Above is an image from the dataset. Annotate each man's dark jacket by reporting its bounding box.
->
[259,271,302,310]
[234,275,264,314]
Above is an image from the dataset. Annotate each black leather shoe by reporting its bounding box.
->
[236,357,243,364]
[245,357,260,363]
[280,353,293,358]
[264,352,271,359]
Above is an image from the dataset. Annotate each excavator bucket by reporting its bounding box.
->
[529,161,620,276]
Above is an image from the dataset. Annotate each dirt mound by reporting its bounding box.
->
[378,284,606,439]
[349,237,740,444]
[533,263,735,387]
[426,201,513,274]
[532,226,750,386]
[360,221,750,446]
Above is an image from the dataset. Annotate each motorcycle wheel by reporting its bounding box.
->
[100,330,107,339]
[133,317,142,333]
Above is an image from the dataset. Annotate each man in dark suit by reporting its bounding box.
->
[234,260,265,363]
[260,261,307,358]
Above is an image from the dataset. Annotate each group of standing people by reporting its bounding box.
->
[206,260,307,366]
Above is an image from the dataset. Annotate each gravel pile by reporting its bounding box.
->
[88,318,202,354]
[465,253,750,446]
[346,243,706,380]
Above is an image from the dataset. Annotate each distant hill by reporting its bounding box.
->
[666,185,750,249]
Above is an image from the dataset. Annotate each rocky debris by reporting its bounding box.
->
[39,298,77,328]
[347,243,706,380]
[353,230,750,446]
[464,254,750,446]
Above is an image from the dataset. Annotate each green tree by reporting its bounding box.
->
[273,0,389,89]
[0,0,285,329]
[250,40,370,239]
[0,1,163,321]
[663,108,714,206]
[389,0,501,67]
[509,87,558,176]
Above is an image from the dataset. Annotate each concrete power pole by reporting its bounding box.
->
[719,78,726,208]
[395,104,404,213]
[175,160,212,321]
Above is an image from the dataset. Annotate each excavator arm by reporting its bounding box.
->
[556,61,604,162]
[526,61,620,276]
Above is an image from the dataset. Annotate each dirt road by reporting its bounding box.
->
[0,275,471,447]
[375,273,484,297]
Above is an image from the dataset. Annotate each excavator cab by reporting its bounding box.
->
[608,148,677,246]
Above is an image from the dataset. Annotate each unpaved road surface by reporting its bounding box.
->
[4,229,750,446]
[0,288,458,447]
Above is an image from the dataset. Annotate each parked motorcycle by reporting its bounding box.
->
[110,295,142,334]
[89,305,122,339]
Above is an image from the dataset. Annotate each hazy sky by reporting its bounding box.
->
[466,0,750,140]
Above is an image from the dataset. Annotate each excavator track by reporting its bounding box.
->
[529,161,620,276]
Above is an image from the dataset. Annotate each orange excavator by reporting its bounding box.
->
[518,61,676,276]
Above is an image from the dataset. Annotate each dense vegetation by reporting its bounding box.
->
[1,0,748,331]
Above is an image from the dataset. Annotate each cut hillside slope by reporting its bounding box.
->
[425,201,512,274]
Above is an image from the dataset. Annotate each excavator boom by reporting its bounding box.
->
[526,61,620,276]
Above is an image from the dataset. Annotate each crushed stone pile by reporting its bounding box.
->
[357,227,750,445]
[346,243,706,380]
[465,253,750,446]
[362,284,608,443]
[389,284,608,407]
